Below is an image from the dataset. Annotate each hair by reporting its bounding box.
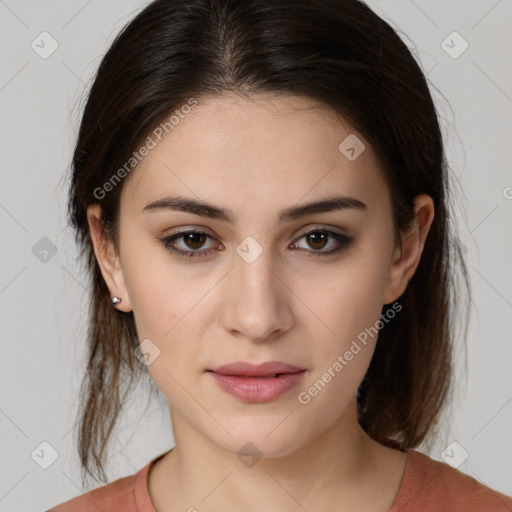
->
[66,0,471,486]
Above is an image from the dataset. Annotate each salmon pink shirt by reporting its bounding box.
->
[48,449,512,511]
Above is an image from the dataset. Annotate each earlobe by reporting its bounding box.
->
[86,204,132,312]
[382,194,435,305]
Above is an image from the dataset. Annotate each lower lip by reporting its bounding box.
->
[207,370,306,403]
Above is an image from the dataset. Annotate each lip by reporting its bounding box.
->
[207,361,306,403]
[209,361,305,377]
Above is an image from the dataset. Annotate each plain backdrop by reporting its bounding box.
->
[0,1,511,510]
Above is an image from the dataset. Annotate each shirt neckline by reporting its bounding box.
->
[134,450,170,512]
[134,448,424,512]
[388,449,426,511]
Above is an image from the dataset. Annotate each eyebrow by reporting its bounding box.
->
[142,195,367,223]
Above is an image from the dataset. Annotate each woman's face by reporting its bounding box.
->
[89,93,425,458]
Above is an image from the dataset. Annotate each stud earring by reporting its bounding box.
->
[111,296,122,305]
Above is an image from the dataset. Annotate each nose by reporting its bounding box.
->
[219,244,294,342]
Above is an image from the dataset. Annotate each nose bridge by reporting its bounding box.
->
[223,236,290,340]
[236,241,276,299]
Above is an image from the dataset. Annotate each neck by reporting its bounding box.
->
[148,396,406,511]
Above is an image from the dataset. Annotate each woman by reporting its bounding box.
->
[48,0,512,510]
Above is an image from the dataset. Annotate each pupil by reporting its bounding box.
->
[185,233,206,249]
[308,232,327,250]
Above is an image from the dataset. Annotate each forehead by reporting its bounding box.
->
[121,93,388,218]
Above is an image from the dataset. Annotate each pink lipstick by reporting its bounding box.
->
[207,361,306,403]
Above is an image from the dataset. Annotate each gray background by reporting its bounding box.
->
[0,0,511,510]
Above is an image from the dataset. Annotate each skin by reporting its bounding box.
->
[87,93,434,512]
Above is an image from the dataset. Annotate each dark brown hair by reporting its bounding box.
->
[67,0,471,486]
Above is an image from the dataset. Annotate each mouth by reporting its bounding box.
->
[208,360,306,378]
[206,362,307,403]
[227,373,283,378]
[207,371,297,378]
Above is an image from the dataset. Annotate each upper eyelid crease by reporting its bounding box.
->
[142,195,368,224]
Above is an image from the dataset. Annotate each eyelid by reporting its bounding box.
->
[163,223,348,243]
[293,223,348,237]
[163,225,216,236]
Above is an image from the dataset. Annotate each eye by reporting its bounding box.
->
[158,228,354,260]
[291,229,354,258]
[158,230,219,259]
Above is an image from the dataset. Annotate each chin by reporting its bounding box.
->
[211,421,309,461]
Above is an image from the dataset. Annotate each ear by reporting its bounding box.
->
[86,204,133,312]
[383,194,435,305]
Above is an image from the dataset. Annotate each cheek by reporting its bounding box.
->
[306,255,388,338]
[295,252,389,389]
[120,245,213,385]
[296,274,384,420]
[121,235,202,336]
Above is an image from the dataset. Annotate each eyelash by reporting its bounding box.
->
[157,229,354,260]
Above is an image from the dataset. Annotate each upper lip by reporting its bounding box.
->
[208,361,305,377]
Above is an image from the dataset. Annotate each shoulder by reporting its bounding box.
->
[391,449,512,512]
[46,461,152,512]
